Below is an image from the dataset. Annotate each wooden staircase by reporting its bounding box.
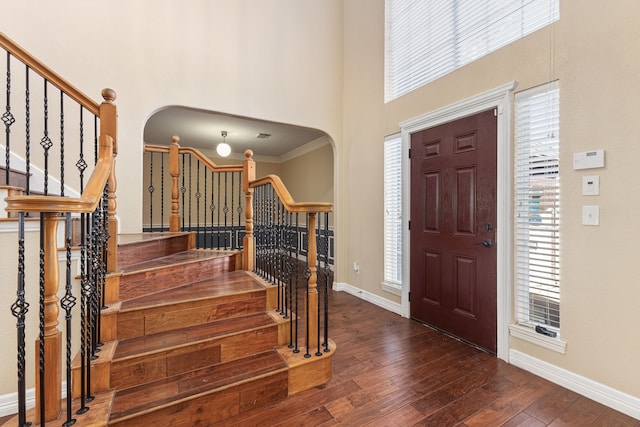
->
[64,232,332,426]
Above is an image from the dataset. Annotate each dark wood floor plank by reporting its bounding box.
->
[501,412,547,427]
[548,396,608,426]
[461,377,552,426]
[523,385,581,423]
[591,409,640,427]
[365,403,426,426]
[421,386,501,426]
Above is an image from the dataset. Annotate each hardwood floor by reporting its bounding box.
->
[0,289,636,426]
[219,290,639,426]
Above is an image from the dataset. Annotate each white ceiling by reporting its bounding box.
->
[143,106,327,159]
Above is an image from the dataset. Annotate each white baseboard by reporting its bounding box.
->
[510,349,640,420]
[0,389,33,417]
[0,382,67,417]
[333,282,403,316]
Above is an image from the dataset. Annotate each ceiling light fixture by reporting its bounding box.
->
[216,130,231,157]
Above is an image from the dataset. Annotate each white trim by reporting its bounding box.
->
[333,282,403,316]
[399,82,517,362]
[509,324,566,354]
[0,382,68,417]
[203,136,330,164]
[381,281,401,296]
[278,136,330,163]
[510,349,640,420]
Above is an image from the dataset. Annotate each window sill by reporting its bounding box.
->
[381,281,401,296]
[509,323,567,354]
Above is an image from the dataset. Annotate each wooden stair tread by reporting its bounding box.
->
[109,350,287,421]
[117,232,191,247]
[114,311,276,359]
[120,270,263,311]
[118,249,236,274]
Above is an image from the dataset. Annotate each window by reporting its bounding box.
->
[514,81,560,330]
[385,0,559,102]
[383,134,402,292]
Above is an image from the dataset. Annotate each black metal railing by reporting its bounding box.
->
[144,140,245,250]
[251,178,333,358]
[2,31,116,426]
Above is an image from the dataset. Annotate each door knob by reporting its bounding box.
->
[475,239,493,248]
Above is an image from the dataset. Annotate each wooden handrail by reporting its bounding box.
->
[249,174,333,213]
[0,31,100,115]
[4,135,114,213]
[144,142,244,173]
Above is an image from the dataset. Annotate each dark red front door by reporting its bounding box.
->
[410,109,497,353]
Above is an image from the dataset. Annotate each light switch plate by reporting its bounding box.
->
[582,205,599,226]
[582,176,599,196]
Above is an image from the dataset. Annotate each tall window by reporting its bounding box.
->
[385,0,559,102]
[383,134,402,290]
[514,81,560,330]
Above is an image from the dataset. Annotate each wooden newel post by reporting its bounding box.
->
[169,135,181,232]
[35,213,62,423]
[242,150,256,270]
[100,88,118,272]
[306,212,319,354]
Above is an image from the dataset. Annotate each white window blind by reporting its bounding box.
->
[385,0,559,102]
[383,134,403,286]
[514,81,560,329]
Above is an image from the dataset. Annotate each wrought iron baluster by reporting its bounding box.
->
[76,106,87,192]
[204,161,207,244]
[90,208,102,361]
[61,214,77,426]
[11,213,31,426]
[160,152,165,231]
[76,212,90,414]
[3,52,15,186]
[188,155,192,232]
[38,214,46,425]
[41,80,52,195]
[223,172,229,249]
[148,152,154,231]
[209,170,215,248]
[25,66,31,195]
[216,169,221,249]
[196,161,201,246]
[59,91,65,196]
[315,217,323,357]
[181,154,186,231]
[93,115,98,166]
[322,212,331,353]
[231,172,235,249]
[237,171,243,249]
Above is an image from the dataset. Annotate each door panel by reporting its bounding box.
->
[410,109,497,353]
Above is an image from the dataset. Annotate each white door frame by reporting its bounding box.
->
[399,81,516,362]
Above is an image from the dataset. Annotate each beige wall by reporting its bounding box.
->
[342,0,640,400]
[279,138,334,203]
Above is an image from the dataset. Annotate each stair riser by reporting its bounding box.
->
[117,234,193,268]
[111,326,279,389]
[119,255,236,301]
[117,291,266,340]
[109,371,288,426]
